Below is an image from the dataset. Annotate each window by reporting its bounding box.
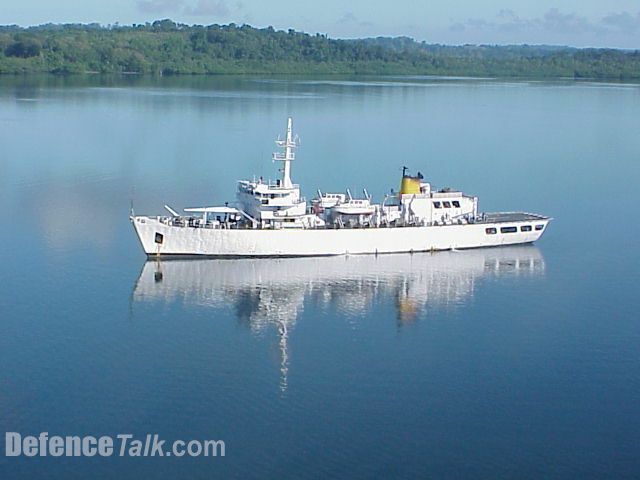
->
[520,225,532,232]
[485,227,497,235]
[452,201,460,208]
[433,201,442,209]
[154,232,164,244]
[535,224,544,231]
[443,201,451,208]
[500,226,517,233]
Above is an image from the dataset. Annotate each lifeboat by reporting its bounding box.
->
[315,190,346,209]
[332,199,375,216]
[331,188,375,215]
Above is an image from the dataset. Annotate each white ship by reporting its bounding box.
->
[131,118,551,257]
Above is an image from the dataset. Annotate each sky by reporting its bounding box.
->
[1,0,639,48]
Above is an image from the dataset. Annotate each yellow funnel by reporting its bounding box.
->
[400,176,421,195]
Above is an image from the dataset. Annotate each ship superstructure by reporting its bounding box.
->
[131,118,551,257]
[235,118,323,229]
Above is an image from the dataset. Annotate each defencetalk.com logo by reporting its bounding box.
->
[5,432,225,457]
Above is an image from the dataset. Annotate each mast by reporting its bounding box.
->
[273,117,297,188]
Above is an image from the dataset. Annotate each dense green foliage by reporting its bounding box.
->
[0,20,638,79]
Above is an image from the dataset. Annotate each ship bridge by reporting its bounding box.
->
[236,118,323,229]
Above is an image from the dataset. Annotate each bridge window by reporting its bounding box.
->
[485,227,497,234]
[452,201,460,208]
[443,201,451,208]
[521,225,532,232]
[535,224,545,231]
[500,226,518,233]
[433,201,442,209]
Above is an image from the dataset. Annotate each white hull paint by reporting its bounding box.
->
[132,215,550,257]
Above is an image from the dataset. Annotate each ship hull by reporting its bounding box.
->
[131,215,551,257]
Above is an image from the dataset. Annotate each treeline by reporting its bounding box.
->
[0,20,638,79]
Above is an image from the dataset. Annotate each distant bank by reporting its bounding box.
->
[1,19,638,79]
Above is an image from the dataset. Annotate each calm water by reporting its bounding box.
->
[1,75,639,479]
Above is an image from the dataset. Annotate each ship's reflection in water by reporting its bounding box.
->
[133,245,545,391]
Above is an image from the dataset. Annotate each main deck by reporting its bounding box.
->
[140,211,550,232]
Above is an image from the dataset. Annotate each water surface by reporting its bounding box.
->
[0,75,639,479]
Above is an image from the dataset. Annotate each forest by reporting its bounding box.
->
[0,20,638,79]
